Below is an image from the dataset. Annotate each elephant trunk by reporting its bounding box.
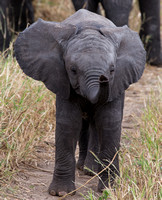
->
[87,75,109,104]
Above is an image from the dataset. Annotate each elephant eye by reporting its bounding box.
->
[70,66,77,74]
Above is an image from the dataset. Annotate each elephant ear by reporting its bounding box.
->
[14,19,77,99]
[100,25,146,101]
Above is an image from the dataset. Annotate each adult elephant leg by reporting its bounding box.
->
[101,0,132,26]
[76,118,89,171]
[87,0,100,14]
[9,0,34,32]
[0,0,11,51]
[139,0,161,66]
[71,0,86,11]
[95,93,125,191]
[49,96,82,196]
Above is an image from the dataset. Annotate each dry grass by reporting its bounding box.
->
[0,47,56,183]
[33,0,75,21]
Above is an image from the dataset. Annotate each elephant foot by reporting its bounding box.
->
[76,158,98,175]
[83,152,99,176]
[98,179,116,193]
[97,178,112,192]
[83,160,98,176]
[149,52,162,67]
[76,158,84,171]
[97,169,119,192]
[98,181,105,193]
[83,167,97,176]
[48,180,76,197]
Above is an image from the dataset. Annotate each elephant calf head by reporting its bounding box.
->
[14,9,146,104]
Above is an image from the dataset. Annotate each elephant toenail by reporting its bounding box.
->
[58,191,67,197]
[49,189,56,196]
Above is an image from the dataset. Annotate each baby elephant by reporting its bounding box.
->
[14,9,146,196]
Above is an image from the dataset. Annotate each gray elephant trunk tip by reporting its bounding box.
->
[86,75,109,104]
[87,87,99,104]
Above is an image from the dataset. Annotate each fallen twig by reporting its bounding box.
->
[60,151,119,199]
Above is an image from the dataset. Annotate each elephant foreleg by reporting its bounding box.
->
[95,93,124,191]
[87,0,100,14]
[0,0,11,51]
[49,97,82,196]
[71,0,86,11]
[101,0,132,26]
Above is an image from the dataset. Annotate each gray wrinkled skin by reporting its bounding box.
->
[14,10,146,196]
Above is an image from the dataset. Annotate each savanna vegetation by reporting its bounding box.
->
[0,0,161,199]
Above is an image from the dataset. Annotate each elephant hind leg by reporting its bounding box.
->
[76,119,89,171]
[86,0,100,14]
[139,0,161,66]
[83,121,99,176]
[101,0,132,26]
[77,118,99,176]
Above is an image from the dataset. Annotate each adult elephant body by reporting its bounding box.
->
[71,0,161,66]
[14,10,146,196]
[9,0,34,32]
[0,0,34,51]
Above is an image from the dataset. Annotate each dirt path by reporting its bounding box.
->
[1,65,159,200]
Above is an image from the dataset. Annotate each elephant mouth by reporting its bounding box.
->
[74,85,80,94]
[98,75,109,104]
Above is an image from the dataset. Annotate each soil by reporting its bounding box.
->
[1,65,161,200]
